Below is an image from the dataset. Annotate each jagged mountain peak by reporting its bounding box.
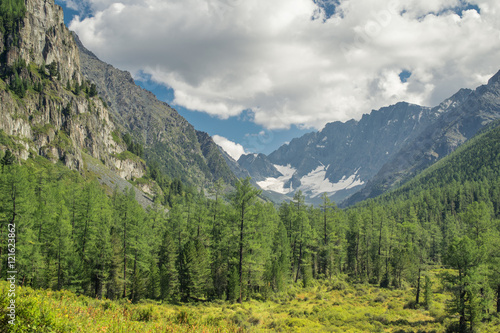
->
[239,70,500,205]
[238,153,282,182]
[343,70,500,206]
[488,69,500,85]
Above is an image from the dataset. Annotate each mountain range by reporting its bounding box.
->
[236,73,500,206]
[1,0,500,209]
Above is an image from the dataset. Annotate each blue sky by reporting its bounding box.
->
[57,0,500,159]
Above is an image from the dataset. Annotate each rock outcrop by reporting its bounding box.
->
[0,0,145,179]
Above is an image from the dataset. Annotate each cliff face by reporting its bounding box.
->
[4,0,81,84]
[0,0,144,180]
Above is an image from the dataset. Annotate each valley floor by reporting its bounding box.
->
[2,270,500,333]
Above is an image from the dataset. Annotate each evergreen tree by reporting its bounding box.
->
[229,177,261,303]
[158,230,178,302]
[445,236,488,333]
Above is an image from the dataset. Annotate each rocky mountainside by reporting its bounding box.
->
[0,0,145,180]
[344,71,500,206]
[237,153,282,182]
[239,71,500,206]
[239,89,471,203]
[75,35,237,187]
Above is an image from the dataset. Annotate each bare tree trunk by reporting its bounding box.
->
[122,212,127,299]
[497,284,500,313]
[415,268,421,305]
[238,205,245,303]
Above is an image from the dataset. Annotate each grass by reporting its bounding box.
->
[0,283,240,332]
[1,271,500,332]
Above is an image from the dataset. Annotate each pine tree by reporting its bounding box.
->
[0,163,34,283]
[445,236,487,333]
[158,230,178,302]
[229,177,261,303]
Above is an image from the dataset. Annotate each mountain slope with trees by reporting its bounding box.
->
[1,2,500,333]
[75,34,237,187]
[2,117,500,332]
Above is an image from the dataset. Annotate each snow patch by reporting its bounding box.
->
[257,164,296,194]
[257,164,365,198]
[300,166,364,198]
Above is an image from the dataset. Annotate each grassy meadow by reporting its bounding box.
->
[2,269,500,332]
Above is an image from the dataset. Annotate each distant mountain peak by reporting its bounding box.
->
[488,70,500,85]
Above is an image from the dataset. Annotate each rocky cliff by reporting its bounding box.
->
[0,0,145,180]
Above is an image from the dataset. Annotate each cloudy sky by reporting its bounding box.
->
[57,0,500,159]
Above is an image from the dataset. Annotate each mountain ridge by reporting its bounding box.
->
[236,72,500,206]
[344,70,500,206]
[74,33,238,188]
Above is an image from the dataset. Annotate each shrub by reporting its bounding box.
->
[133,306,155,322]
[176,309,191,324]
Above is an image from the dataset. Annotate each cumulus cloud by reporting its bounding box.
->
[213,135,248,160]
[70,0,500,130]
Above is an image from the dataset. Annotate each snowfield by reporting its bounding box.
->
[257,164,364,198]
[300,166,364,198]
[257,164,296,194]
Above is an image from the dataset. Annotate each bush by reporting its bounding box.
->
[176,309,191,325]
[133,306,155,322]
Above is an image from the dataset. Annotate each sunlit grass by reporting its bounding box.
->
[1,271,500,332]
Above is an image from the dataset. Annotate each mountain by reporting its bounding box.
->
[0,0,132,174]
[74,34,237,187]
[369,119,500,207]
[344,72,500,206]
[0,0,239,212]
[0,0,163,205]
[238,73,500,205]
[237,153,282,182]
[238,88,472,204]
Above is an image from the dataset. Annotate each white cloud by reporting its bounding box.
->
[70,0,500,130]
[56,0,80,11]
[213,135,248,160]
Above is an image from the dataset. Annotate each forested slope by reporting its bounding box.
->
[75,34,237,187]
[370,121,500,214]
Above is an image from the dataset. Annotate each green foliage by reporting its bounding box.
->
[4,58,30,98]
[122,133,144,158]
[115,150,141,162]
[89,83,98,97]
[111,130,121,144]
[47,61,59,78]
[0,149,15,167]
[0,0,26,37]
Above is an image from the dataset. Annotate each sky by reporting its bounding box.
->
[56,0,500,160]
